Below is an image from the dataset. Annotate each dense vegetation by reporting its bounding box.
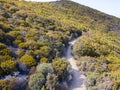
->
[0,0,120,90]
[73,31,120,90]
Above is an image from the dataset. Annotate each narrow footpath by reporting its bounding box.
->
[65,39,86,90]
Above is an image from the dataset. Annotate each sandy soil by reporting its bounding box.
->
[65,39,86,90]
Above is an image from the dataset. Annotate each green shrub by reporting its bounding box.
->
[40,57,48,63]
[25,50,35,57]
[7,31,23,46]
[36,63,54,76]
[0,60,16,74]
[0,55,12,64]
[52,58,69,80]
[19,42,28,49]
[46,73,58,90]
[0,80,9,90]
[0,43,11,56]
[0,30,5,42]
[73,38,98,57]
[0,22,11,32]
[19,54,36,67]
[0,78,18,90]
[28,73,45,90]
[39,46,51,58]
[73,31,116,57]
[0,43,7,49]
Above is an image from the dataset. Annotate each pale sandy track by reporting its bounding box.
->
[65,39,86,90]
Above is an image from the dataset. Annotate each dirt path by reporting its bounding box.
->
[65,39,86,90]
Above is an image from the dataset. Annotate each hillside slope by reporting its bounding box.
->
[0,0,120,90]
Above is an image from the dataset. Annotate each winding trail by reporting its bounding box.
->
[3,38,86,90]
[65,39,86,90]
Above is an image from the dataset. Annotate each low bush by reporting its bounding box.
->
[28,73,45,90]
